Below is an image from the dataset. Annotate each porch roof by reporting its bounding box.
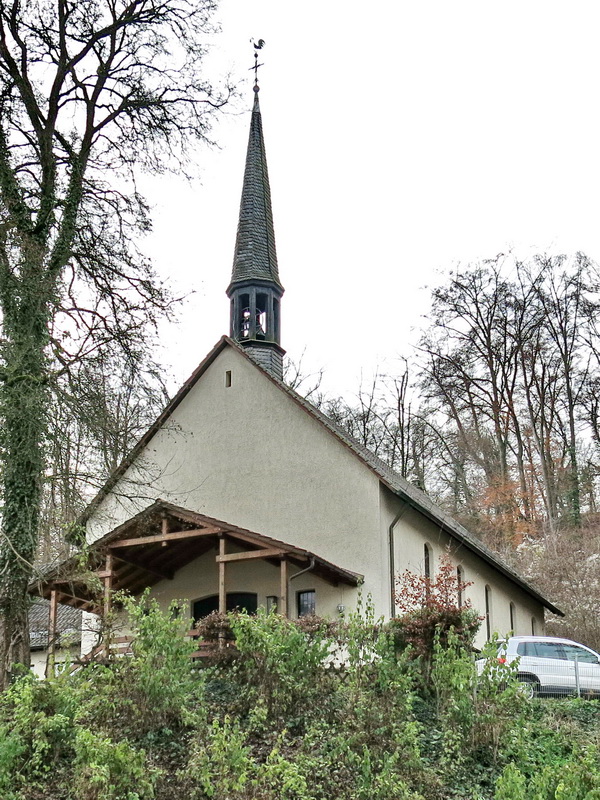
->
[30,500,363,611]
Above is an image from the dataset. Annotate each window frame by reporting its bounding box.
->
[297,589,316,618]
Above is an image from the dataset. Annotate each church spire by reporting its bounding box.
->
[227,43,285,379]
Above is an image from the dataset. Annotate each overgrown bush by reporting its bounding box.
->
[225,609,335,722]
[1,601,600,799]
[392,552,481,679]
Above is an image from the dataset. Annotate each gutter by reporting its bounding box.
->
[389,501,409,618]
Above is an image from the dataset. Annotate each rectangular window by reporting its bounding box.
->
[225,370,232,387]
[297,590,316,617]
[266,595,278,613]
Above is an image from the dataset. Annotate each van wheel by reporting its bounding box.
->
[517,675,539,699]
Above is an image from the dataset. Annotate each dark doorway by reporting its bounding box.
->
[193,592,258,621]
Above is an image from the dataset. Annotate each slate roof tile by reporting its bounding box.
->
[228,91,282,290]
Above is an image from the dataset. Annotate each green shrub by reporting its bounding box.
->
[2,603,600,799]
[495,749,600,800]
[0,671,79,790]
[227,609,333,722]
[185,717,314,800]
[73,728,155,800]
[87,593,202,734]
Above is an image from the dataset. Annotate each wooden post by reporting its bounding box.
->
[218,536,226,614]
[45,588,58,679]
[218,536,227,649]
[103,552,113,617]
[280,558,288,618]
[103,552,113,658]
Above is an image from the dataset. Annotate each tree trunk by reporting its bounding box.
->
[0,280,49,687]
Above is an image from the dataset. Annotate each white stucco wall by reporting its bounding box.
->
[81,344,550,645]
[86,345,385,613]
[144,546,351,621]
[380,487,545,650]
[30,649,47,677]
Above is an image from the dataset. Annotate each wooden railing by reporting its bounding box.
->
[66,629,232,674]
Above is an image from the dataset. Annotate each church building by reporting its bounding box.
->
[33,79,561,666]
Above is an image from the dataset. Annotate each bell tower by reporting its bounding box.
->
[227,47,285,378]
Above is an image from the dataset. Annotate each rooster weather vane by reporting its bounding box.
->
[250,39,265,89]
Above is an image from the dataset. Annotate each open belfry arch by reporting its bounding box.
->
[32,500,361,661]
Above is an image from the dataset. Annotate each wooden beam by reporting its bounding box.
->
[216,548,285,563]
[108,526,221,549]
[55,592,97,610]
[218,536,226,614]
[223,527,303,553]
[280,558,288,618]
[45,589,58,679]
[96,570,111,579]
[113,554,174,581]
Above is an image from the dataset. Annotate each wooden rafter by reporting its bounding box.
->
[46,589,58,679]
[113,553,174,581]
[54,591,97,610]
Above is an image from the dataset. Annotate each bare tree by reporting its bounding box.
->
[0,0,229,684]
[528,254,597,527]
[417,254,600,543]
[37,350,169,567]
[419,261,527,538]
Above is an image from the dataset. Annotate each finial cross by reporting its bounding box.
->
[250,39,265,87]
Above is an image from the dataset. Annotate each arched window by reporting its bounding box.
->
[456,565,464,607]
[509,602,517,634]
[424,544,432,580]
[485,585,492,641]
[509,602,516,633]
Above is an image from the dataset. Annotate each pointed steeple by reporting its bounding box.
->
[228,87,282,291]
[227,81,285,379]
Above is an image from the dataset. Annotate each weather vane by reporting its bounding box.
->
[250,39,265,89]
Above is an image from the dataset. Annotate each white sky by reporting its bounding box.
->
[144,1,600,398]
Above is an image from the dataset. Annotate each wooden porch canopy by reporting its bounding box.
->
[30,499,362,616]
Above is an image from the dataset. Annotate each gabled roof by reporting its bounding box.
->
[80,336,562,617]
[33,500,361,610]
[228,89,282,292]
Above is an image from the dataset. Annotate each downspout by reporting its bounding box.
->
[389,501,409,618]
[289,557,316,615]
[289,557,316,583]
